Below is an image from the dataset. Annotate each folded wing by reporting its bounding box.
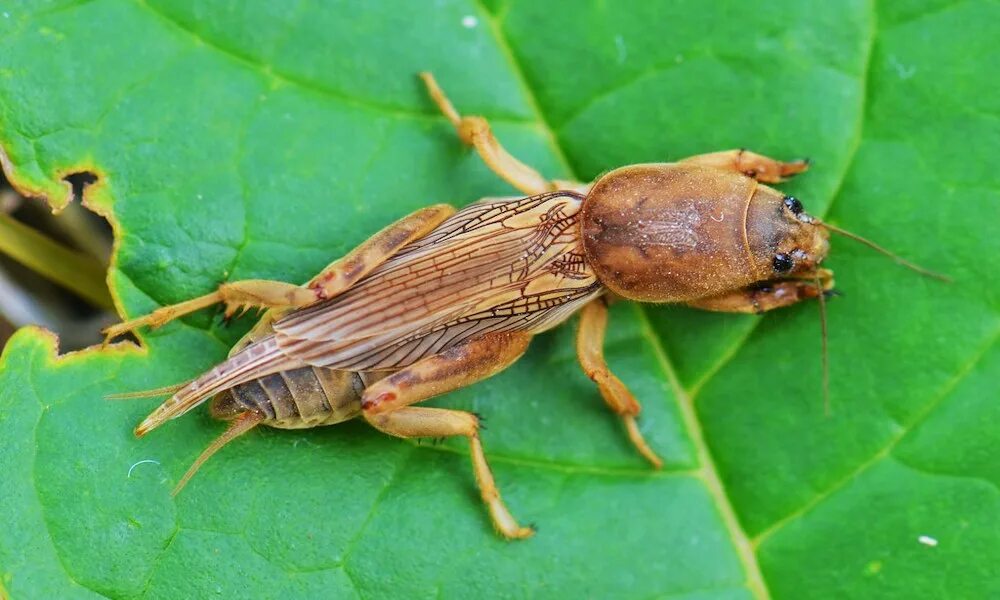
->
[273,192,602,370]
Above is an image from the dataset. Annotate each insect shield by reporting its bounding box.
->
[581,163,830,303]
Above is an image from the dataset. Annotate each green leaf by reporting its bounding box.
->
[0,1,996,598]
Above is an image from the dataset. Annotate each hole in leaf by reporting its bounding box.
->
[0,169,115,350]
[64,170,99,204]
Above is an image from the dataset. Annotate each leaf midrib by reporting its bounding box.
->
[476,2,770,598]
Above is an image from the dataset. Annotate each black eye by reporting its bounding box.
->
[784,196,803,214]
[773,253,794,273]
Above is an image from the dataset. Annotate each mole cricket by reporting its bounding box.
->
[106,72,946,540]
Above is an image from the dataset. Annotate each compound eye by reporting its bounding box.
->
[783,196,803,215]
[773,253,794,273]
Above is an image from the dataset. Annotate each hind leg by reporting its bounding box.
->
[370,406,533,539]
[104,204,455,342]
[362,331,533,539]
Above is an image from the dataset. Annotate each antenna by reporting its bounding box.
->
[811,219,949,416]
[818,220,951,282]
[815,276,830,416]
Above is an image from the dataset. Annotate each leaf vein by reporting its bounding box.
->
[634,305,770,600]
[25,354,111,599]
[339,445,417,591]
[752,327,1000,547]
[477,5,772,596]
[133,0,534,127]
[411,438,699,477]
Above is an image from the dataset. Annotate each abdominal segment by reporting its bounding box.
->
[211,366,373,429]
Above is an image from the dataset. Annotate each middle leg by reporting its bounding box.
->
[576,297,663,468]
[368,406,533,539]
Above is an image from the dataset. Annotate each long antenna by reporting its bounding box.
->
[819,221,951,282]
[815,276,830,416]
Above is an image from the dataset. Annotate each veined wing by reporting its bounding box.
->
[273,191,602,370]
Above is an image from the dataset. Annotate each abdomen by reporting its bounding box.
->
[210,366,371,429]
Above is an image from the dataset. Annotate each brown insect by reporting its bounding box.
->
[107,73,945,540]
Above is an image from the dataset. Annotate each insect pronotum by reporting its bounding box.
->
[107,72,946,540]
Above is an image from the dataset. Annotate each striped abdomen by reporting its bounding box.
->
[210,366,369,429]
